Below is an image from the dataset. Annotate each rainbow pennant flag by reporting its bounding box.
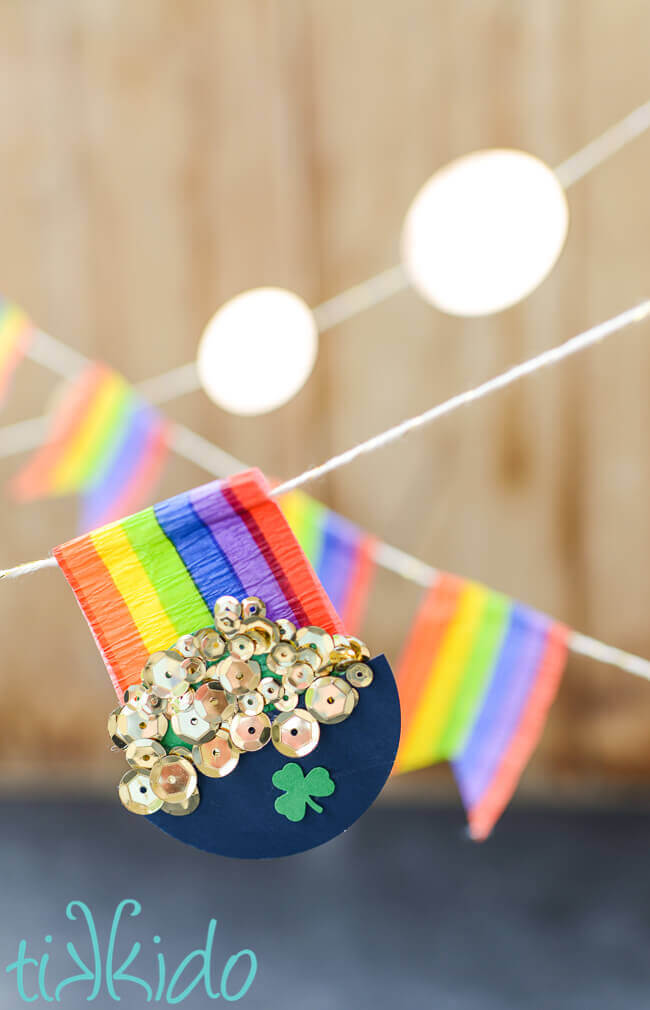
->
[395,571,569,839]
[11,363,170,530]
[280,490,376,634]
[0,298,34,404]
[53,469,343,698]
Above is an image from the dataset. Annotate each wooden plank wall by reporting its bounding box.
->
[0,0,648,796]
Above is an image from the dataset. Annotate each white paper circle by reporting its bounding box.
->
[401,149,569,317]
[197,288,318,415]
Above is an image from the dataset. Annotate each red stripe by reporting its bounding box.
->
[11,363,107,499]
[394,573,465,744]
[340,535,376,633]
[53,534,147,699]
[226,470,343,634]
[467,622,569,840]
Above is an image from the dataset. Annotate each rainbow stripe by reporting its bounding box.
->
[0,298,34,403]
[395,572,568,839]
[53,469,344,698]
[280,489,376,633]
[11,363,170,529]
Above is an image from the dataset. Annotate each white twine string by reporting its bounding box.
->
[2,299,650,687]
[270,301,650,496]
[103,96,650,404]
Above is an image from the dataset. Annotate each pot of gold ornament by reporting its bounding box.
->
[110,596,400,858]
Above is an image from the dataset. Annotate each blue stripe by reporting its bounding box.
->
[153,491,245,612]
[452,605,549,810]
[316,511,358,612]
[81,401,152,531]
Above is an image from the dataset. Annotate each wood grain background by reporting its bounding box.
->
[0,0,648,798]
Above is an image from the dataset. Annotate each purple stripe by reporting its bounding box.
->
[316,511,359,613]
[189,482,298,624]
[80,402,153,531]
[452,605,550,810]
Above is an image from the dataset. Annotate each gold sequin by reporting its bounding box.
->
[193,681,237,725]
[196,628,226,661]
[305,676,356,724]
[142,652,189,699]
[181,655,207,685]
[125,739,166,770]
[108,708,127,749]
[282,662,315,693]
[276,619,296,641]
[229,712,271,752]
[171,707,217,746]
[295,626,334,666]
[174,634,200,658]
[150,755,198,805]
[193,729,240,778]
[166,688,195,717]
[162,789,200,816]
[269,641,297,668]
[241,617,279,654]
[271,710,320,758]
[214,595,242,618]
[273,684,299,712]
[116,706,168,744]
[217,656,261,696]
[229,634,256,662]
[238,691,265,715]
[118,769,163,815]
[215,612,241,636]
[241,596,266,620]
[169,745,194,760]
[345,662,374,688]
[258,677,282,704]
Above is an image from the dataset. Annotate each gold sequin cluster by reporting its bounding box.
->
[109,595,374,817]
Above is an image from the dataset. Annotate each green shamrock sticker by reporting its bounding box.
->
[272,763,335,822]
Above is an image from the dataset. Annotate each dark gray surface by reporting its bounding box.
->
[0,800,649,1008]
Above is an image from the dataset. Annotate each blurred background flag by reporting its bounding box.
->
[0,297,34,405]
[280,488,377,634]
[395,572,569,838]
[10,362,170,530]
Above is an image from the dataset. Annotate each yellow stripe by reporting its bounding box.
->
[51,372,125,493]
[0,306,27,352]
[396,583,487,772]
[90,524,178,654]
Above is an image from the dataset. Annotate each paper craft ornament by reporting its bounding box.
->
[11,362,170,530]
[395,572,568,839]
[54,469,400,858]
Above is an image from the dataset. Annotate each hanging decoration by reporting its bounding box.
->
[280,489,377,633]
[400,149,569,317]
[53,468,401,858]
[395,572,569,839]
[0,297,34,404]
[10,362,170,529]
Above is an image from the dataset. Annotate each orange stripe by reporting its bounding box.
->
[340,535,377,633]
[229,469,343,634]
[395,573,464,741]
[467,623,569,840]
[53,533,148,699]
[11,364,107,499]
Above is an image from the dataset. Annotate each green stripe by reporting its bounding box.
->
[78,382,132,488]
[290,495,327,568]
[437,591,511,759]
[121,508,212,636]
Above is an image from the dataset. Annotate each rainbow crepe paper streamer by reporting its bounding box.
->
[395,572,568,839]
[53,469,344,699]
[11,362,169,529]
